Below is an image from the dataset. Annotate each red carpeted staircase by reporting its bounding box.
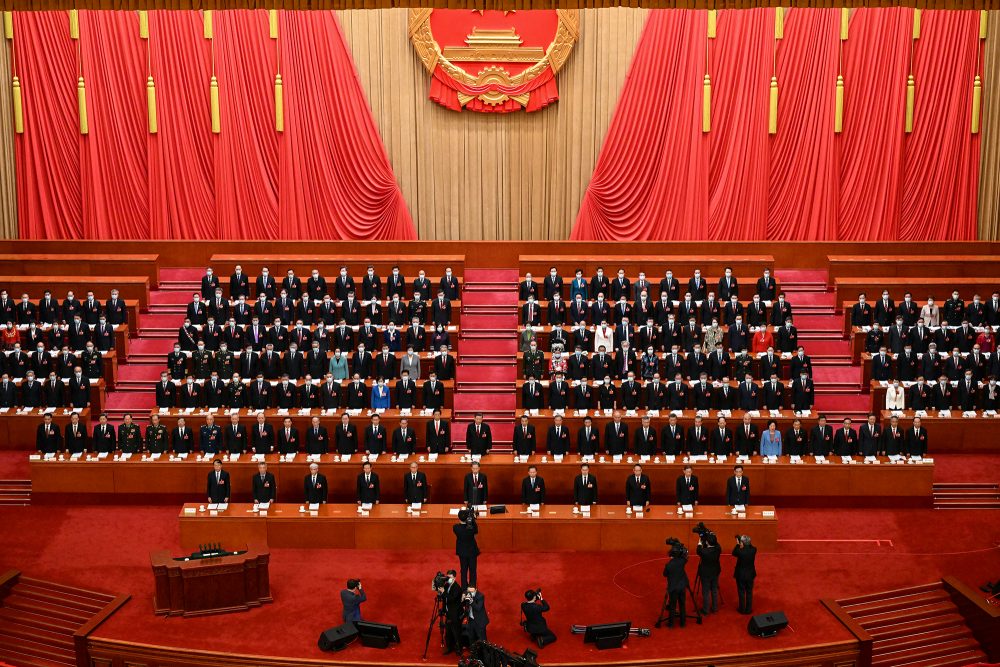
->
[932,482,1000,509]
[0,572,123,667]
[836,582,987,667]
[777,269,866,421]
[102,268,202,423]
[0,481,30,507]
[452,270,519,451]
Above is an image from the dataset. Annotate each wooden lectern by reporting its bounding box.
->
[150,545,272,617]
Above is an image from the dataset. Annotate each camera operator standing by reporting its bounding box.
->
[733,535,758,615]
[434,570,463,655]
[662,539,690,628]
[696,532,721,614]
[454,508,480,588]
[521,589,557,648]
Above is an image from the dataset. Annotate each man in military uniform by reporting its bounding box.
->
[192,343,214,380]
[145,414,169,454]
[200,413,223,454]
[215,342,235,380]
[118,413,143,453]
[166,344,187,379]
[80,343,103,379]
[523,341,544,380]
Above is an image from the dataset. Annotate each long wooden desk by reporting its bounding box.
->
[878,409,998,452]
[518,255,776,280]
[149,408,451,437]
[828,255,1000,279]
[0,409,91,450]
[30,453,933,507]
[834,278,999,311]
[0,253,161,288]
[177,503,779,552]
[0,276,150,314]
[207,255,464,298]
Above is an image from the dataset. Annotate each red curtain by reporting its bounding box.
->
[278,11,415,239]
[899,9,980,241]
[572,10,708,240]
[13,10,415,240]
[708,8,771,240]
[837,7,912,240]
[573,8,981,242]
[766,8,839,241]
[147,11,216,239]
[12,12,83,239]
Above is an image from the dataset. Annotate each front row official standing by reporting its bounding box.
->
[464,462,488,505]
[726,465,750,507]
[403,461,429,504]
[93,413,116,453]
[36,413,62,454]
[574,464,598,507]
[906,417,929,456]
[304,463,327,504]
[207,459,230,503]
[676,464,699,507]
[521,589,557,648]
[625,464,651,510]
[521,466,545,505]
[733,535,758,615]
[252,462,276,504]
[357,461,380,505]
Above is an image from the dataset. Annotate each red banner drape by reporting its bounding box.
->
[13,9,415,240]
[573,7,981,242]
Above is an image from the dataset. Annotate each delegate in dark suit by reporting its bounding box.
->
[521,474,546,504]
[403,469,429,504]
[675,472,699,505]
[625,472,651,508]
[304,471,328,503]
[251,469,277,503]
[726,473,750,506]
[356,470,380,504]
[207,467,230,503]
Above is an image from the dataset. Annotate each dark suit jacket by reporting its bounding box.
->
[304,473,328,503]
[252,471,277,503]
[726,475,750,505]
[521,475,545,504]
[207,470,231,502]
[426,420,450,453]
[465,423,492,455]
[464,472,488,505]
[521,599,551,635]
[454,522,480,557]
[403,471,429,504]
[625,474,651,506]
[675,474,699,505]
[573,474,598,504]
[513,423,536,456]
[733,544,757,582]
[356,472,380,504]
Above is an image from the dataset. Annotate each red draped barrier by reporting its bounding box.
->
[573,8,981,242]
[13,10,415,240]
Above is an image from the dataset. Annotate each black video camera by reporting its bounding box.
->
[692,521,716,545]
[432,571,451,591]
[457,506,477,528]
[665,536,688,560]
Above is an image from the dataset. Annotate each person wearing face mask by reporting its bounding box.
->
[280,269,302,301]
[885,379,905,410]
[522,341,544,380]
[371,378,391,410]
[542,266,562,301]
[982,376,1000,411]
[904,417,928,457]
[966,294,986,327]
[68,366,91,409]
[958,371,980,411]
[933,375,954,410]
[180,375,202,409]
[852,293,874,327]
[791,371,814,412]
[920,296,940,327]
[431,323,451,352]
[5,342,28,377]
[255,266,276,300]
[432,290,452,327]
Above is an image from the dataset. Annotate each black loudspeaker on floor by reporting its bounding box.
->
[747,611,788,638]
[318,623,359,651]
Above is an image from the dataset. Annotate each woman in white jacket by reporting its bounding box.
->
[885,380,906,410]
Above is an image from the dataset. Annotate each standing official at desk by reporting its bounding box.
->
[521,466,545,505]
[403,462,428,504]
[675,465,699,507]
[464,462,488,505]
[574,464,598,507]
[207,459,230,503]
[726,465,750,507]
[304,463,327,504]
[252,462,276,504]
[625,464,651,510]
[357,462,380,505]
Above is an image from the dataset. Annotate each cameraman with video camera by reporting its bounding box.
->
[694,523,721,615]
[521,588,557,648]
[663,538,690,628]
[454,508,480,588]
[432,570,463,655]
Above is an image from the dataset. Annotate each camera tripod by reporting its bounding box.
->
[654,581,703,628]
[421,594,446,660]
[691,572,724,612]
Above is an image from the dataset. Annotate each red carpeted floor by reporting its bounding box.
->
[1,503,997,665]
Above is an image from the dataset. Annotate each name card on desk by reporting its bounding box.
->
[228,453,240,462]
[580,455,594,463]
[428,453,439,462]
[814,455,826,464]
[631,506,644,516]
[581,505,591,514]
[308,503,320,511]
[553,454,564,463]
[207,503,220,511]
[681,504,693,513]
[184,507,196,514]
[762,510,775,517]
[612,455,623,463]
[475,505,488,512]
[938,410,952,418]
[360,503,373,511]
[449,508,462,515]
[252,454,265,462]
[789,455,802,464]
[29,454,40,461]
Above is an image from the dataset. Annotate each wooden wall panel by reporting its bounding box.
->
[336,7,648,240]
